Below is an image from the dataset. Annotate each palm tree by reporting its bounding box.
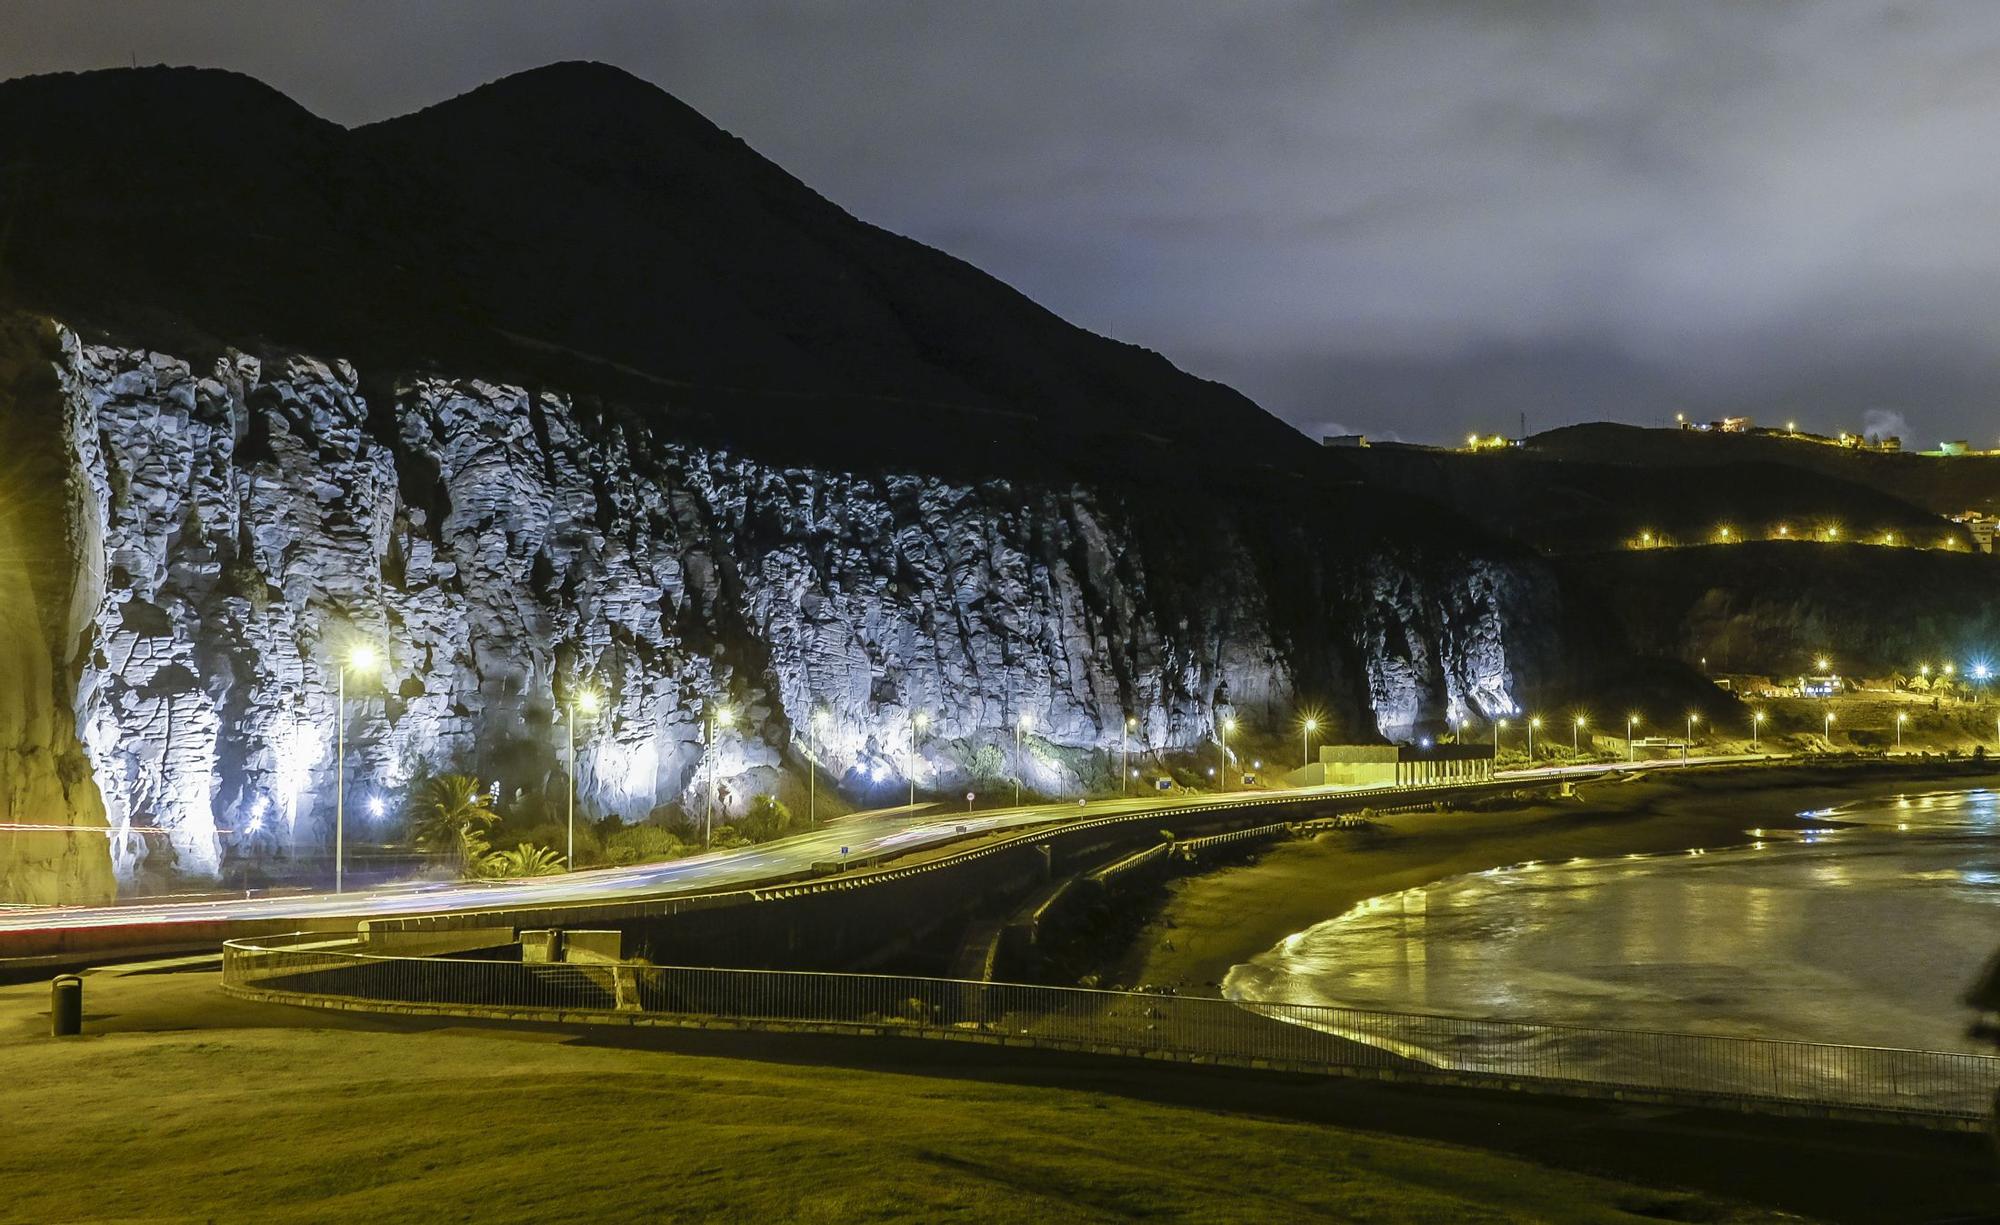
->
[406,774,499,873]
[483,843,567,878]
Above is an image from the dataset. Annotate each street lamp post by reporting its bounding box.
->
[1124,716,1136,796]
[1016,714,1031,806]
[809,709,829,829]
[1528,716,1542,762]
[1220,716,1237,791]
[706,705,733,848]
[1301,716,1318,775]
[1752,710,1766,750]
[909,711,928,809]
[1823,710,1835,746]
[565,688,600,871]
[1897,712,1907,751]
[1627,714,1640,762]
[1494,718,1507,756]
[335,643,381,895]
[1572,716,1584,759]
[1684,713,1699,765]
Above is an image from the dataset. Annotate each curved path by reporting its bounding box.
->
[0,755,1767,948]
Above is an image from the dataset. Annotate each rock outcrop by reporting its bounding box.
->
[0,318,116,903]
[20,325,1551,892]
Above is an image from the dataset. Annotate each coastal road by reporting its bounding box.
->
[0,752,1770,948]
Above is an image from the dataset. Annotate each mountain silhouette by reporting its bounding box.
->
[0,62,1304,474]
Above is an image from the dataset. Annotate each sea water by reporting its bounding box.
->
[1223,787,2000,1055]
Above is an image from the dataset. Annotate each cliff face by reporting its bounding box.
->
[34,325,1550,890]
[0,319,116,903]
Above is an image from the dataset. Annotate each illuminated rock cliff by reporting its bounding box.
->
[35,326,1545,889]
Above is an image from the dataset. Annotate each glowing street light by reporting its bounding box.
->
[1124,715,1137,797]
[335,642,382,895]
[563,687,601,871]
[705,704,734,847]
[1814,655,1830,672]
[809,709,830,829]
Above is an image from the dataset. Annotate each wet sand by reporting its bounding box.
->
[1114,759,2000,994]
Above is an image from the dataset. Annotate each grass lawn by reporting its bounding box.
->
[0,1025,1764,1224]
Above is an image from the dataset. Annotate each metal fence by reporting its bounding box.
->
[223,934,1999,1126]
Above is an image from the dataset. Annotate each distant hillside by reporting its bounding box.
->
[1321,442,1959,554]
[1527,423,2000,517]
[1561,542,2000,678]
[0,63,1304,477]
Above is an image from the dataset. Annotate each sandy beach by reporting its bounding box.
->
[1113,759,2000,994]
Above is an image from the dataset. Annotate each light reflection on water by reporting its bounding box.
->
[1224,788,2000,1054]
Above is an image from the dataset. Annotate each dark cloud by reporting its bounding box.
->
[9,1,2000,443]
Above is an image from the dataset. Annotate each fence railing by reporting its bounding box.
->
[223,934,1998,1126]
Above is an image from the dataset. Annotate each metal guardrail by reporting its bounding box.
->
[1175,821,1294,853]
[224,935,1998,1127]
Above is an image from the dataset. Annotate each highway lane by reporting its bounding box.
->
[0,753,1772,937]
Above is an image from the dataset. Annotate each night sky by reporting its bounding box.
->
[11,1,2000,446]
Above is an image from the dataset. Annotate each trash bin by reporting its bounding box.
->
[51,974,82,1037]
